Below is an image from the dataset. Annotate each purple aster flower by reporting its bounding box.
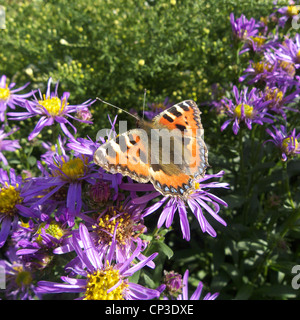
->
[76,106,93,122]
[277,3,300,28]
[266,49,296,77]
[21,151,99,226]
[265,125,300,161]
[261,85,300,118]
[15,213,71,270]
[137,171,229,240]
[220,86,274,135]
[273,34,300,69]
[37,223,161,300]
[40,135,68,165]
[240,50,296,85]
[162,270,183,299]
[239,34,278,55]
[1,246,41,300]
[0,168,40,248]
[230,13,259,41]
[55,185,152,266]
[144,97,174,120]
[0,126,21,166]
[239,59,276,84]
[7,77,95,140]
[0,75,34,122]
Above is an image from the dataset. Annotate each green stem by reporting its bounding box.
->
[281,160,296,210]
[142,226,159,257]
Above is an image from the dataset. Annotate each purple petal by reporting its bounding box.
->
[79,223,102,270]
[0,216,11,247]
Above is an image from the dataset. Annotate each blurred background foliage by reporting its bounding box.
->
[1,0,300,300]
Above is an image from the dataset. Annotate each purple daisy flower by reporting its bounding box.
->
[1,246,41,300]
[40,135,68,165]
[273,34,300,69]
[239,34,278,55]
[0,126,21,166]
[55,177,155,262]
[7,77,95,140]
[239,50,296,85]
[0,75,34,122]
[239,59,276,84]
[220,86,274,135]
[277,3,300,28]
[37,223,161,300]
[265,125,300,161]
[0,168,40,248]
[15,213,71,270]
[136,171,229,241]
[261,85,300,118]
[230,13,259,41]
[144,97,174,120]
[161,270,184,299]
[21,151,99,226]
[55,193,151,266]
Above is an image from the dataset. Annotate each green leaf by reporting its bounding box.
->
[234,284,254,300]
[154,241,174,259]
[27,156,37,166]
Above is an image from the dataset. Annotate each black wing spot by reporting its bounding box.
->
[129,134,138,145]
[151,164,162,172]
[176,124,186,132]
[163,114,174,123]
[169,108,182,118]
[180,104,190,112]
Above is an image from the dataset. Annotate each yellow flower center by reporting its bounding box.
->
[38,95,67,116]
[282,137,299,154]
[234,104,254,118]
[0,183,23,215]
[20,220,30,228]
[0,86,10,101]
[84,265,128,300]
[94,207,137,246]
[287,5,299,17]
[264,87,284,106]
[36,221,64,243]
[250,36,266,47]
[253,61,273,74]
[52,157,87,181]
[278,60,296,78]
[260,16,268,25]
[14,266,33,287]
[194,182,201,190]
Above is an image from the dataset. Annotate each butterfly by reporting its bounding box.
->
[93,100,209,200]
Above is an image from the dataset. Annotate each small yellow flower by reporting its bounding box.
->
[170,0,176,5]
[138,59,145,66]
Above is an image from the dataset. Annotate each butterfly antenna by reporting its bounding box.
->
[142,88,147,119]
[96,97,139,121]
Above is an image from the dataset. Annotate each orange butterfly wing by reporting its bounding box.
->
[148,100,209,198]
[94,100,208,199]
